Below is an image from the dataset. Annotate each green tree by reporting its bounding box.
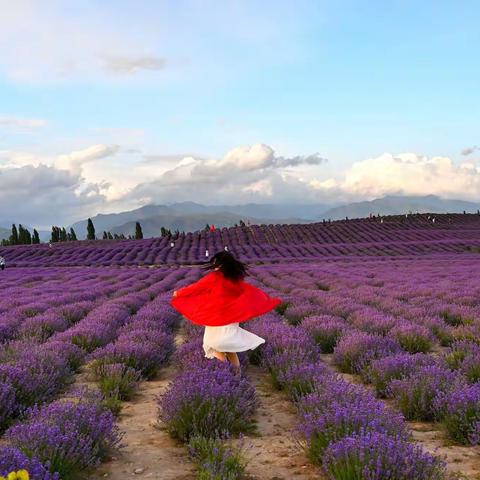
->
[24,228,32,245]
[87,218,96,240]
[102,231,108,240]
[69,228,77,241]
[60,227,68,242]
[10,224,19,245]
[205,223,210,231]
[51,226,60,243]
[32,229,40,244]
[18,224,25,244]
[108,232,113,240]
[135,222,143,240]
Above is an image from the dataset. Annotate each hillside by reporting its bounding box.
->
[70,202,313,239]
[110,212,308,238]
[0,227,9,241]
[320,195,480,220]
[3,213,480,267]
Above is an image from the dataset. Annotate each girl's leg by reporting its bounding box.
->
[226,352,241,373]
[211,350,227,362]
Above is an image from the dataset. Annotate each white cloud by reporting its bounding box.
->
[316,153,480,201]
[127,144,329,205]
[462,145,479,156]
[0,2,167,82]
[56,144,120,173]
[102,56,167,74]
[0,162,106,227]
[0,115,48,130]
[4,141,480,228]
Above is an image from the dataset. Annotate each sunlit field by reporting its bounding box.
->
[1,215,480,479]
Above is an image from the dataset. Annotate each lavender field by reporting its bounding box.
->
[1,216,480,479]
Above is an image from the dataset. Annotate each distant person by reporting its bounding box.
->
[170,242,175,248]
[210,224,216,232]
[171,252,280,373]
[432,217,436,223]
[224,245,229,252]
[0,256,5,271]
[205,249,209,258]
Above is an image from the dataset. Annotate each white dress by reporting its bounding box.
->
[203,322,265,358]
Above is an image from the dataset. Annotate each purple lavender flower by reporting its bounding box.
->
[90,335,173,379]
[390,365,465,421]
[0,446,59,480]
[323,431,446,479]
[298,378,408,461]
[436,383,480,445]
[333,332,403,374]
[159,362,258,441]
[0,380,17,430]
[5,397,122,478]
[279,361,334,401]
[366,353,437,397]
[301,315,347,353]
[390,322,433,353]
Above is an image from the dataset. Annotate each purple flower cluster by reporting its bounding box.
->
[323,431,446,480]
[298,379,408,460]
[3,214,480,267]
[333,332,402,374]
[246,310,446,477]
[5,397,122,478]
[0,446,59,480]
[366,353,437,397]
[301,315,347,353]
[389,365,465,421]
[437,382,480,445]
[159,359,258,441]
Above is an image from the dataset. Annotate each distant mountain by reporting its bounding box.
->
[110,212,308,238]
[0,227,9,241]
[70,202,326,239]
[319,195,480,220]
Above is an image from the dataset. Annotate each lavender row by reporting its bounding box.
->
[88,295,180,413]
[0,267,177,343]
[0,269,189,478]
[3,214,480,267]
[246,313,448,480]
[157,324,255,479]
[250,264,480,447]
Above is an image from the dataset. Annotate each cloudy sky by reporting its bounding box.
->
[0,0,479,228]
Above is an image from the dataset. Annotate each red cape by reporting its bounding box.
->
[171,271,281,327]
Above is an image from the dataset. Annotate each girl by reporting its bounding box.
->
[171,251,281,372]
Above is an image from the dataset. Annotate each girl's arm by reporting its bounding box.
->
[174,272,216,298]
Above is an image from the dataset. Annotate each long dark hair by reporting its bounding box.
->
[204,251,247,281]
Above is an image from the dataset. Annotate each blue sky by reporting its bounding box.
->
[0,0,479,227]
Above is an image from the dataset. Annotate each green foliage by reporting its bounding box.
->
[87,218,96,240]
[135,221,143,240]
[188,435,246,480]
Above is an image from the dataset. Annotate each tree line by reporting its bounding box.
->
[1,218,253,247]
[1,219,175,246]
[1,224,40,246]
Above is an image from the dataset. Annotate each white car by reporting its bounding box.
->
[0,256,5,271]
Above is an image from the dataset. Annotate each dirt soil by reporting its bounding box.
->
[242,366,325,480]
[86,364,196,480]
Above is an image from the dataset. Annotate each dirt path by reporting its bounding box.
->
[87,364,196,480]
[243,366,325,480]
